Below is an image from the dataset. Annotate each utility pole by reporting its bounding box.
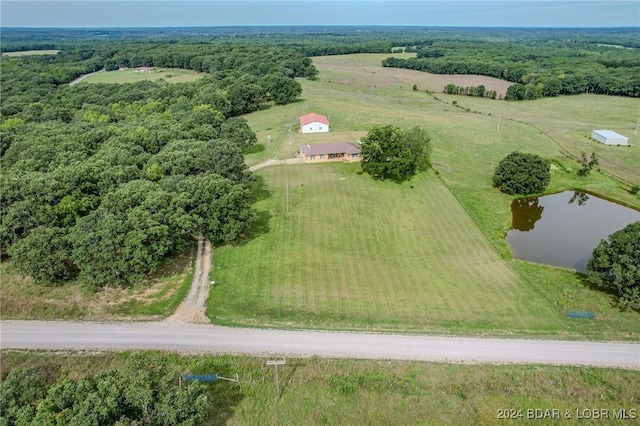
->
[635,119,639,135]
[497,114,502,131]
[266,360,286,402]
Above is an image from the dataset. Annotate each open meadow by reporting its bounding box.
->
[78,67,205,84]
[212,53,640,339]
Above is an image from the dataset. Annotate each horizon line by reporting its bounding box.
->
[3,24,639,29]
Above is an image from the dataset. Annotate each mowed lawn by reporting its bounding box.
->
[79,68,204,84]
[210,163,563,334]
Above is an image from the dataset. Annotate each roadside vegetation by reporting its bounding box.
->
[0,249,194,320]
[2,351,639,425]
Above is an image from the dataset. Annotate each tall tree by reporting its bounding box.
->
[360,125,432,182]
[586,221,640,311]
[493,151,551,195]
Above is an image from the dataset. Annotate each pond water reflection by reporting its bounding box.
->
[505,191,640,272]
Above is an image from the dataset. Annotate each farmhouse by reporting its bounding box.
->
[299,113,330,134]
[591,130,629,146]
[298,142,361,163]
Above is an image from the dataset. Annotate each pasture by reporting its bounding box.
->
[213,54,640,339]
[78,67,204,84]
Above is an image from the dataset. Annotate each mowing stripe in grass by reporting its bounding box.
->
[210,163,564,333]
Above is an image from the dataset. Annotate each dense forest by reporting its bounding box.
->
[0,42,314,287]
[1,26,638,288]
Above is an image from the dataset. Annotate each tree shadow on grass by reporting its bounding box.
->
[249,174,272,203]
[243,209,271,244]
[574,270,628,311]
[206,381,245,425]
[278,359,304,401]
[244,144,265,155]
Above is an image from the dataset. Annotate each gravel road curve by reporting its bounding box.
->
[1,321,638,369]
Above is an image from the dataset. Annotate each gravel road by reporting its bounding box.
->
[1,320,638,369]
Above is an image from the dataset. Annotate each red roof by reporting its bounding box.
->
[300,142,360,156]
[299,113,329,127]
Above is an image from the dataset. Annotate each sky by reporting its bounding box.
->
[1,1,639,28]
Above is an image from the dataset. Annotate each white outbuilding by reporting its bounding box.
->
[591,130,629,146]
[299,113,330,134]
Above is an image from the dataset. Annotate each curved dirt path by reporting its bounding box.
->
[249,157,303,171]
[165,237,211,324]
[69,69,104,86]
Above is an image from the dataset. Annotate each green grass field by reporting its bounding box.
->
[3,351,639,425]
[79,68,204,84]
[211,53,640,339]
[2,50,60,56]
[212,164,563,334]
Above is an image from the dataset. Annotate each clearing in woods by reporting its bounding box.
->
[2,50,60,56]
[77,67,205,84]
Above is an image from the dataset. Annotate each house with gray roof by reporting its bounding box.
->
[298,142,361,163]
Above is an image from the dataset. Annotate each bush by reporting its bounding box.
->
[493,151,551,195]
[586,221,640,311]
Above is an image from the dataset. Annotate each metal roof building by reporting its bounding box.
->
[591,130,629,146]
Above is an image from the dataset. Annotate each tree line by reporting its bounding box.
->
[0,42,312,288]
[444,83,498,99]
[383,38,640,99]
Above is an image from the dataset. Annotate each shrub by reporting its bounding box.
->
[493,151,551,195]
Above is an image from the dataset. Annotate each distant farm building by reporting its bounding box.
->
[299,113,330,134]
[591,130,628,146]
[298,142,361,163]
[135,67,155,73]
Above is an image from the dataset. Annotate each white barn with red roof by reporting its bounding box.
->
[299,113,330,134]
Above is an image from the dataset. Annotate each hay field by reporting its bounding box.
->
[79,68,204,84]
[216,53,640,338]
[311,53,513,96]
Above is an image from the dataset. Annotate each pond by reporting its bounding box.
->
[505,191,640,272]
